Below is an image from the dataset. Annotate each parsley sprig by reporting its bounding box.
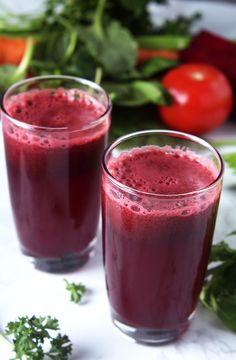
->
[1,316,72,360]
[200,234,236,332]
[64,280,86,304]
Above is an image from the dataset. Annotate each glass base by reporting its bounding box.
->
[22,239,96,273]
[111,309,191,345]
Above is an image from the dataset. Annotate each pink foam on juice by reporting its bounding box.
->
[3,88,110,259]
[5,88,105,128]
[102,146,221,330]
[109,146,216,195]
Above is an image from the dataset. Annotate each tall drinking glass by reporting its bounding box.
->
[102,130,223,344]
[1,75,111,273]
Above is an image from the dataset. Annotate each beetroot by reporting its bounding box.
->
[180,30,236,92]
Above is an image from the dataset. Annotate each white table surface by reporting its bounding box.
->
[0,1,236,358]
[0,120,236,360]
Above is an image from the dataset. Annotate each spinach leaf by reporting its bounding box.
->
[78,21,137,77]
[104,80,171,106]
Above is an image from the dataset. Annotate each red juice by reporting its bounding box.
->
[2,87,110,270]
[102,146,221,331]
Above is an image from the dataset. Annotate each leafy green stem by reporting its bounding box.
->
[136,34,190,50]
[11,37,34,82]
[93,0,107,37]
[62,30,78,64]
[95,67,103,85]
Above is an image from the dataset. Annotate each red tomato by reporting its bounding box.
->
[159,63,234,134]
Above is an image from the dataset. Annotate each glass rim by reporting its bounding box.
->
[1,75,112,133]
[102,129,224,199]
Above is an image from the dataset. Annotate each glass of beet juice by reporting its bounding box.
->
[102,130,223,344]
[1,75,111,273]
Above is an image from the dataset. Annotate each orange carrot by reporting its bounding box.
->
[0,36,27,65]
[138,48,179,64]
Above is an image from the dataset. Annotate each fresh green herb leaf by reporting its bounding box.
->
[104,80,172,106]
[138,57,178,78]
[209,240,236,262]
[200,238,236,332]
[78,20,137,77]
[158,13,202,35]
[3,315,72,359]
[64,280,86,304]
[107,0,168,35]
[224,153,236,175]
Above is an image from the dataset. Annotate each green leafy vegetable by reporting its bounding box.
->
[64,280,86,304]
[0,315,72,359]
[200,234,236,332]
[78,20,137,77]
[0,0,200,108]
[138,57,179,78]
[104,80,172,106]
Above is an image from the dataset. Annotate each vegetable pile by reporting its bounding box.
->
[0,0,188,106]
[0,0,202,138]
[1,0,236,136]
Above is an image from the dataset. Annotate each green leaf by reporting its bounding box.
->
[117,0,152,11]
[158,13,202,36]
[138,57,178,78]
[209,241,236,262]
[65,45,99,79]
[4,315,72,359]
[217,295,236,332]
[47,334,73,360]
[224,153,236,175]
[201,238,236,333]
[103,80,172,106]
[64,279,86,304]
[78,20,137,76]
